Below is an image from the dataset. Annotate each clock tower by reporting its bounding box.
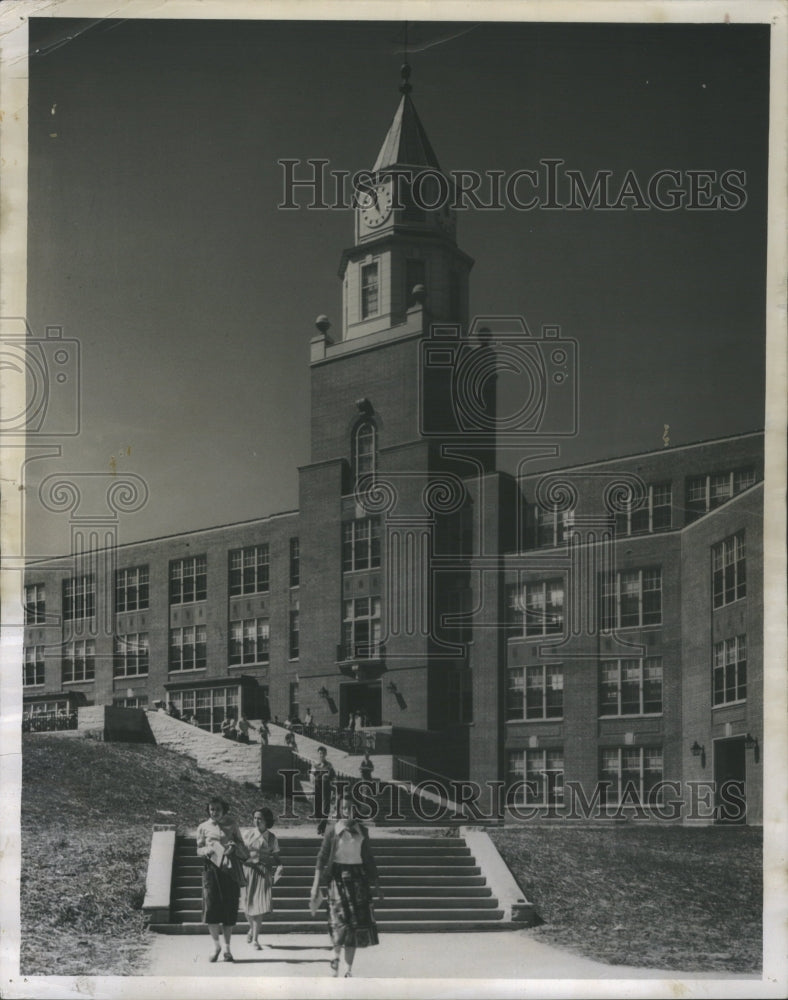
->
[339,64,474,341]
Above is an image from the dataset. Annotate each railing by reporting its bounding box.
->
[335,641,385,663]
[288,722,377,754]
[22,712,78,733]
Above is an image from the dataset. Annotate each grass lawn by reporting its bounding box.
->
[490,824,762,974]
[21,733,311,976]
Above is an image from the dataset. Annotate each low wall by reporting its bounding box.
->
[261,745,295,792]
[78,706,155,743]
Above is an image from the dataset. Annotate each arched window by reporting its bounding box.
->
[354,420,376,484]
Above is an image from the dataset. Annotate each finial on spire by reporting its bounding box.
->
[399,62,412,95]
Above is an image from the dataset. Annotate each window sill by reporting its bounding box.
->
[712,597,747,611]
[167,667,207,674]
[598,713,663,720]
[506,717,564,724]
[228,662,269,669]
[23,683,45,689]
[62,678,95,685]
[712,699,746,709]
[113,673,149,680]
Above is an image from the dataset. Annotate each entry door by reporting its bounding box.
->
[714,737,746,824]
[340,682,382,727]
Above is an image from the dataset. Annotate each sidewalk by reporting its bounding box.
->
[145,930,739,980]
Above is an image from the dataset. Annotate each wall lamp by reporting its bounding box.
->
[318,686,329,699]
[387,681,398,694]
[744,733,760,762]
[690,741,706,767]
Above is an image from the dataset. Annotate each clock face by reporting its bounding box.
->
[359,182,393,229]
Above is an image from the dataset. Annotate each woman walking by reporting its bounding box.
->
[195,796,248,962]
[309,794,383,977]
[242,807,283,949]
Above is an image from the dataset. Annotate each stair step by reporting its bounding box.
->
[171,896,501,919]
[149,919,518,934]
[170,907,504,923]
[172,882,492,897]
[174,872,488,886]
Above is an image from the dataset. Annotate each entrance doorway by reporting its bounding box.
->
[340,681,382,727]
[713,737,746,824]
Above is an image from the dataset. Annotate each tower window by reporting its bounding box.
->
[361,262,379,318]
[354,421,376,485]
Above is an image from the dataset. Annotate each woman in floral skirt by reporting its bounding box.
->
[309,793,383,977]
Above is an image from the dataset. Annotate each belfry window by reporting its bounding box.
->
[361,262,379,318]
[354,421,376,485]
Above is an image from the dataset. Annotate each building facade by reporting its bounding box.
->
[23,72,764,824]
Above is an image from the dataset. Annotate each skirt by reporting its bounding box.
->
[244,866,274,918]
[326,863,379,949]
[202,861,241,926]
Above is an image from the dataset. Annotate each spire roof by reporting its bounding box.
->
[372,65,441,173]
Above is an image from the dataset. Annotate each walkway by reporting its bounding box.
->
[144,929,738,980]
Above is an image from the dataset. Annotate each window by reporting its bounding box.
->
[169,686,238,731]
[533,507,574,548]
[289,537,300,587]
[62,639,95,682]
[686,468,756,522]
[113,695,148,709]
[600,747,663,805]
[113,633,150,677]
[23,646,45,687]
[289,680,300,721]
[63,576,95,622]
[506,580,564,637]
[24,584,46,625]
[406,258,426,305]
[712,533,746,609]
[507,749,564,806]
[599,658,663,715]
[600,568,662,630]
[361,262,379,318]
[115,566,149,612]
[289,605,300,660]
[228,546,267,597]
[169,625,207,671]
[713,635,747,705]
[229,618,270,666]
[342,596,381,659]
[507,665,563,720]
[342,517,381,571]
[615,483,672,535]
[353,421,376,485]
[170,556,207,604]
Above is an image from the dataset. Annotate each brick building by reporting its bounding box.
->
[23,71,764,824]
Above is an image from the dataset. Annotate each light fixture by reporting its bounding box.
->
[318,686,329,699]
[744,732,758,751]
[691,741,706,767]
[387,681,398,694]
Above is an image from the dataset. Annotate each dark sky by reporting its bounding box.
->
[25,18,769,555]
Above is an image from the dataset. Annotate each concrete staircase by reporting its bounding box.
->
[145,711,263,786]
[149,830,533,933]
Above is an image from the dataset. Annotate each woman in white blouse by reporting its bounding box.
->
[309,794,383,977]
